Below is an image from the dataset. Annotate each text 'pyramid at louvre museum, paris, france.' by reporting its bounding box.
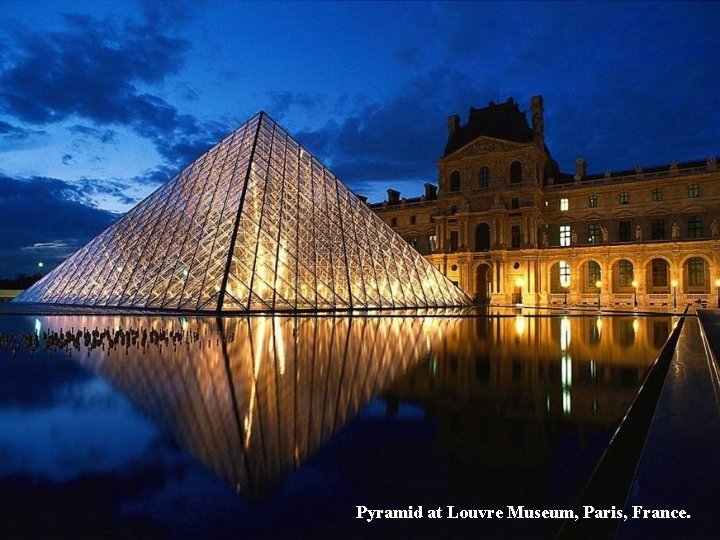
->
[15,112,471,312]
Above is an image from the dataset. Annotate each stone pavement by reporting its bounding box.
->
[615,310,720,539]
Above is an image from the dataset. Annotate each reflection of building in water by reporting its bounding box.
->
[384,315,670,505]
[41,315,449,498]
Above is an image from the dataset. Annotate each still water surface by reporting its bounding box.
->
[0,312,670,538]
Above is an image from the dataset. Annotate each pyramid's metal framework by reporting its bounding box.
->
[16,113,470,312]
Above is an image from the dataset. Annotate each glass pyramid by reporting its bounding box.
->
[15,112,470,312]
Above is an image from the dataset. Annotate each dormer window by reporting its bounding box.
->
[479,166,490,188]
[510,161,522,184]
[450,171,460,192]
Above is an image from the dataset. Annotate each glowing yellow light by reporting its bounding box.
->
[633,318,640,333]
[515,315,526,337]
[560,317,571,351]
[595,280,602,289]
[515,277,525,288]
[631,280,638,288]
[671,279,678,287]
[715,278,720,288]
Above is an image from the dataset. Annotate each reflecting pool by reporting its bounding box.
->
[0,312,671,538]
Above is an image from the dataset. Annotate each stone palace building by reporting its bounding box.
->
[371,96,720,309]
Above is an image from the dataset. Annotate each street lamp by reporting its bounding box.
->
[595,280,602,310]
[671,279,678,311]
[632,280,638,309]
[715,278,720,309]
[562,282,569,307]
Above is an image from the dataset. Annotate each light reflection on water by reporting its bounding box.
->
[0,313,670,538]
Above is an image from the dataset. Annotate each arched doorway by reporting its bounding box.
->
[475,264,491,304]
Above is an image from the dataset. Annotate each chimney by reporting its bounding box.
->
[575,158,587,179]
[531,95,544,147]
[387,189,401,205]
[447,115,460,137]
[424,183,438,201]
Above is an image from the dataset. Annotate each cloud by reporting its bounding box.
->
[293,69,493,201]
[61,154,73,165]
[0,174,118,276]
[267,91,324,120]
[67,125,118,144]
[0,8,233,168]
[0,119,45,141]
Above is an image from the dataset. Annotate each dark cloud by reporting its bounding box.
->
[61,154,73,165]
[0,175,118,276]
[294,70,493,201]
[0,119,45,141]
[267,91,324,120]
[67,125,118,144]
[0,9,233,167]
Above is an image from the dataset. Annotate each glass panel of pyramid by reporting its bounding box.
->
[14,112,471,312]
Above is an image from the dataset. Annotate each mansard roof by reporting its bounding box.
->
[443,97,534,157]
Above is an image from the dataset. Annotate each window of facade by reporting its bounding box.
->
[449,231,459,251]
[618,260,634,287]
[560,225,571,247]
[588,261,601,286]
[652,187,663,202]
[475,223,490,252]
[479,166,490,188]
[651,259,668,287]
[560,198,569,211]
[618,220,632,242]
[688,257,705,287]
[589,194,598,208]
[687,216,702,238]
[510,161,522,184]
[688,184,699,198]
[429,234,437,252]
[588,223,601,244]
[559,261,570,287]
[619,191,629,205]
[390,217,397,227]
[450,171,460,192]
[511,225,521,248]
[511,197,520,209]
[410,215,416,225]
[651,219,665,240]
[409,236,418,248]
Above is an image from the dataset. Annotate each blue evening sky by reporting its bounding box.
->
[0,0,718,275]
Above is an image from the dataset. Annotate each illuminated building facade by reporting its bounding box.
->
[15,113,469,312]
[372,96,720,308]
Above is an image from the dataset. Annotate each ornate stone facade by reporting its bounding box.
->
[372,96,720,309]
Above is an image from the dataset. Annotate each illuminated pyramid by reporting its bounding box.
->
[15,112,470,312]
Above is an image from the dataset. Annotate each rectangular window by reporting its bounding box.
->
[409,236,418,248]
[652,187,662,202]
[618,260,634,287]
[588,223,601,244]
[511,197,520,209]
[651,219,665,240]
[652,260,668,287]
[687,216,702,238]
[560,198,569,211]
[449,231,459,251]
[511,225,521,248]
[589,195,598,208]
[390,217,397,227]
[429,234,437,252]
[618,220,632,242]
[410,215,416,225]
[559,261,570,287]
[619,191,629,205]
[560,225,571,247]
[688,258,705,287]
[688,184,699,198]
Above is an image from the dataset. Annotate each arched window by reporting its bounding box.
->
[550,261,570,293]
[450,171,460,191]
[510,161,522,183]
[479,166,490,188]
[588,261,601,289]
[615,259,634,290]
[475,223,490,251]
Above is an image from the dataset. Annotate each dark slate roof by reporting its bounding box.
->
[444,98,534,157]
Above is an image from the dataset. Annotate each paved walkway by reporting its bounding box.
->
[616,310,720,539]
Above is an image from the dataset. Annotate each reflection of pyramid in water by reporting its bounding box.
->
[16,113,469,311]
